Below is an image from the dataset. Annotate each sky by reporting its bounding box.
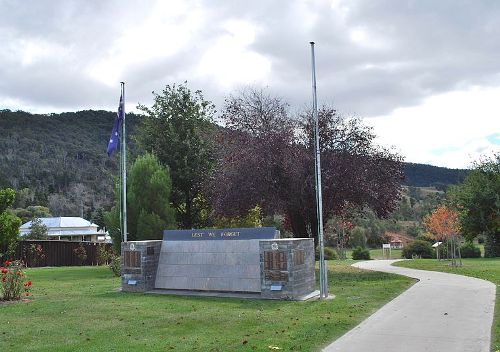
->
[1,0,499,169]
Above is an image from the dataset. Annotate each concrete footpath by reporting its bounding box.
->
[323,260,496,352]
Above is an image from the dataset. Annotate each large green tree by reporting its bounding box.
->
[136,83,216,228]
[105,153,176,251]
[451,153,500,257]
[0,188,22,247]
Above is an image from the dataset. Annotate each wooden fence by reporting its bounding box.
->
[0,241,114,267]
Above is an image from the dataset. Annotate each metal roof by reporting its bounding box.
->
[20,217,105,237]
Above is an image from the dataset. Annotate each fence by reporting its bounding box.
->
[0,241,114,267]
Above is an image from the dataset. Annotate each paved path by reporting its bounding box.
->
[323,260,496,352]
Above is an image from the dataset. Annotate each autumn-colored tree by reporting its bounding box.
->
[424,206,461,264]
[424,206,460,240]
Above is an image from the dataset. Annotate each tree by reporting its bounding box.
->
[0,188,22,248]
[105,153,176,250]
[424,205,461,264]
[451,153,500,257]
[350,226,367,248]
[136,83,216,228]
[13,205,51,223]
[24,217,49,240]
[209,88,404,244]
[91,207,106,232]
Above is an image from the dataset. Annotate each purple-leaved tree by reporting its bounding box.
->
[208,88,404,243]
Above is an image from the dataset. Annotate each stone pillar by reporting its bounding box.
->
[121,240,162,293]
[259,238,315,300]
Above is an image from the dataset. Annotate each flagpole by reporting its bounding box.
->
[310,42,328,299]
[120,82,128,243]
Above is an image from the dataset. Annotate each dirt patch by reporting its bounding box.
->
[0,298,31,306]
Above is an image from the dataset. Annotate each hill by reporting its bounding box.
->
[0,109,141,217]
[0,109,468,217]
[403,162,469,189]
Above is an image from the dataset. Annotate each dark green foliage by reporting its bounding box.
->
[352,246,371,260]
[402,240,434,259]
[24,217,49,240]
[136,83,216,229]
[105,153,176,248]
[404,163,468,187]
[315,246,337,260]
[460,242,481,258]
[91,207,106,232]
[0,188,22,247]
[451,154,500,257]
[0,109,141,215]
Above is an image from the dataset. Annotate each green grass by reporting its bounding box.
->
[345,248,403,260]
[0,262,413,351]
[394,258,500,352]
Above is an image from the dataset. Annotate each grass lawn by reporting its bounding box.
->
[394,258,500,352]
[344,248,403,260]
[1,261,413,352]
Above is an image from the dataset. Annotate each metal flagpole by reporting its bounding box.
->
[120,82,128,243]
[310,42,328,298]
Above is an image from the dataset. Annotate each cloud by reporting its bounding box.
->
[366,86,500,168]
[1,0,500,166]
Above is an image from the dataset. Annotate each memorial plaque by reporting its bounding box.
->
[264,271,288,281]
[123,250,141,268]
[263,251,287,270]
[294,250,305,266]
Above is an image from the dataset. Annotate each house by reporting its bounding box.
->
[20,217,110,243]
[385,232,410,249]
[390,237,404,249]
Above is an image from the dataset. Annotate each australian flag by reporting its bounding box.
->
[107,92,124,156]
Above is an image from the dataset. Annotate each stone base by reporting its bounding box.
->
[260,238,316,300]
[121,241,162,293]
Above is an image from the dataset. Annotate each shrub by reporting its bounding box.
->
[109,254,121,277]
[28,244,46,267]
[352,247,370,260]
[96,244,111,265]
[73,243,87,265]
[402,240,433,259]
[315,246,337,260]
[0,260,32,301]
[460,242,481,258]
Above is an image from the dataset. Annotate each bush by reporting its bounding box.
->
[460,242,481,258]
[73,243,87,265]
[352,247,370,260]
[96,244,111,265]
[109,255,121,277]
[0,260,32,301]
[402,240,433,259]
[315,246,338,260]
[28,244,46,267]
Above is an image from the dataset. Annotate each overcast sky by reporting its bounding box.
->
[1,0,499,168]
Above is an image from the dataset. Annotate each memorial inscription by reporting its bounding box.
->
[163,227,278,241]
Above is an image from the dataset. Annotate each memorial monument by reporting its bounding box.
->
[121,227,318,300]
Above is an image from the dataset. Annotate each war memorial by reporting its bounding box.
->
[120,227,318,300]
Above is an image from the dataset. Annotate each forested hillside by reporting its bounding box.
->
[403,163,469,189]
[0,109,141,217]
[0,109,467,218]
